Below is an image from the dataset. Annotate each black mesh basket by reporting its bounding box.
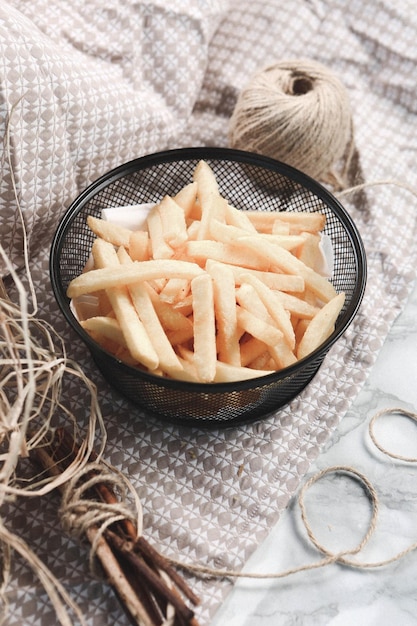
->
[50,147,366,427]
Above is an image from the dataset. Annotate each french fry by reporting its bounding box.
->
[244,211,282,234]
[81,316,126,348]
[221,263,305,293]
[172,294,193,317]
[207,218,304,251]
[272,290,319,319]
[269,339,298,369]
[246,210,326,234]
[271,220,291,235]
[193,160,226,239]
[275,211,326,234]
[117,246,184,377]
[166,325,194,347]
[129,230,150,262]
[157,195,188,248]
[213,361,274,382]
[178,346,274,382]
[67,259,204,299]
[206,260,240,367]
[247,351,276,371]
[235,283,269,322]
[146,205,175,259]
[91,237,119,267]
[240,273,296,349]
[87,215,132,248]
[257,233,306,251]
[223,202,257,232]
[236,307,284,351]
[207,219,252,244]
[236,307,297,369]
[240,336,269,367]
[145,283,194,333]
[91,239,159,371]
[240,235,337,303]
[294,317,309,346]
[296,232,321,269]
[191,273,217,382]
[159,278,190,304]
[174,181,198,218]
[297,292,345,360]
[185,240,267,270]
[186,220,200,240]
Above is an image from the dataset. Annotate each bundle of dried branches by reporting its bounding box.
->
[31,427,200,626]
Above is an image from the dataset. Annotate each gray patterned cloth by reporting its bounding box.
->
[1,1,417,625]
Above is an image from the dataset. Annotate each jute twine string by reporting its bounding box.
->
[64,407,417,585]
[166,407,417,581]
[228,59,354,189]
[368,406,417,463]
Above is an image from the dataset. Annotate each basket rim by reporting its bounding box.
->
[49,146,367,392]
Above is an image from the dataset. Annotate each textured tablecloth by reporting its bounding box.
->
[1,1,417,624]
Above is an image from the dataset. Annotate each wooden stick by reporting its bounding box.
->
[107,529,196,625]
[86,526,155,626]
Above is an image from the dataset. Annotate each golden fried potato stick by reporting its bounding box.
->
[193,159,226,239]
[87,215,133,248]
[240,235,336,303]
[297,292,346,360]
[90,238,159,371]
[67,258,204,299]
[117,246,184,377]
[190,273,217,382]
[206,260,241,367]
[239,273,296,349]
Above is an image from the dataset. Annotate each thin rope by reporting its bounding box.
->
[368,407,417,463]
[170,408,417,581]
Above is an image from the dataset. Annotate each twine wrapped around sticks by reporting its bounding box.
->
[228,59,354,189]
[31,429,201,626]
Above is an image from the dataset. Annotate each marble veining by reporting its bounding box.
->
[211,279,417,625]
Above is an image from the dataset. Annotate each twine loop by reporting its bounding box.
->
[298,465,379,567]
[368,406,417,463]
[171,406,417,582]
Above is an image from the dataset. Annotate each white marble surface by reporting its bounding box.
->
[211,277,417,626]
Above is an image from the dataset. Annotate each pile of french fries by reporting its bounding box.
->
[67,160,345,384]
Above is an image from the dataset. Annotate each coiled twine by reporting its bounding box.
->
[228,59,353,186]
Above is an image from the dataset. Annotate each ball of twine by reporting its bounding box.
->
[228,59,354,187]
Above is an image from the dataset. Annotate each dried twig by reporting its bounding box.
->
[30,427,200,626]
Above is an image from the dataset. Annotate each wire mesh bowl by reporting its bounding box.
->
[50,147,366,428]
